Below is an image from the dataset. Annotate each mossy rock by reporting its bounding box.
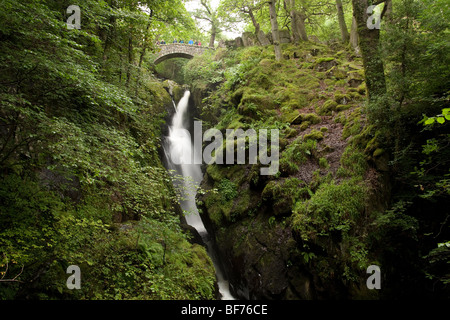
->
[283,109,300,123]
[324,78,336,87]
[303,129,324,141]
[326,66,347,80]
[315,57,338,72]
[348,91,362,100]
[334,93,351,105]
[262,178,306,216]
[279,157,299,176]
[318,100,338,115]
[357,83,367,95]
[206,164,225,182]
[299,121,311,131]
[348,78,365,88]
[284,127,298,138]
[259,58,272,68]
[373,148,385,158]
[231,87,245,106]
[336,104,352,112]
[291,113,321,125]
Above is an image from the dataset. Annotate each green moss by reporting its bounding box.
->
[338,146,368,178]
[230,189,253,222]
[318,100,338,115]
[327,66,347,80]
[206,164,225,182]
[284,127,298,138]
[364,135,379,155]
[259,58,272,68]
[239,88,277,113]
[348,91,362,100]
[334,93,351,104]
[205,192,224,227]
[319,157,330,169]
[342,108,362,139]
[303,113,322,124]
[279,157,299,175]
[324,78,336,87]
[292,179,367,241]
[299,121,311,131]
[284,109,301,123]
[262,178,308,216]
[279,138,318,175]
[292,112,322,125]
[316,57,335,63]
[303,129,324,141]
[373,148,385,157]
[336,104,352,112]
[218,179,238,203]
[357,83,367,95]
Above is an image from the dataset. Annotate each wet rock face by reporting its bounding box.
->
[198,186,315,300]
[225,216,295,299]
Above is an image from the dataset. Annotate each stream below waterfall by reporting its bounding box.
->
[163,90,236,300]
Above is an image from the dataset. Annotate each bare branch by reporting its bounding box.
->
[0,255,24,283]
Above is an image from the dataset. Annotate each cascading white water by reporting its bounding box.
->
[164,90,235,300]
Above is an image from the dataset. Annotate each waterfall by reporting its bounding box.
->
[163,90,235,300]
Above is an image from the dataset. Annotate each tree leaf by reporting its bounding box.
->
[424,118,435,125]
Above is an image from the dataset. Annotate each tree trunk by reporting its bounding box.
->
[336,0,350,43]
[296,10,308,41]
[135,11,153,96]
[351,0,386,100]
[268,0,282,61]
[247,7,270,46]
[350,16,359,50]
[285,0,308,42]
[286,0,298,43]
[209,25,216,48]
[126,35,133,88]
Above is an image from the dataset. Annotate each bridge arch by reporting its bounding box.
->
[153,44,214,65]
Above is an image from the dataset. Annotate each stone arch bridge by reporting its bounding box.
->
[153,44,214,64]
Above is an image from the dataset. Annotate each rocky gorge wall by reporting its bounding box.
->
[189,43,392,300]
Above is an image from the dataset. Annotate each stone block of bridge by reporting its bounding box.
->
[154,43,214,64]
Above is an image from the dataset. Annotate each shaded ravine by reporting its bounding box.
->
[163,90,236,300]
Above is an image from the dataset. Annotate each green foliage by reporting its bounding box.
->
[292,179,367,240]
[218,178,238,203]
[422,108,450,126]
[0,0,215,300]
[280,138,318,175]
[183,50,225,88]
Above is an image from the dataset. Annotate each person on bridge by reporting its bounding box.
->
[160,39,166,45]
[179,39,184,44]
[195,40,198,45]
[173,39,177,43]
[198,41,201,46]
[188,39,194,45]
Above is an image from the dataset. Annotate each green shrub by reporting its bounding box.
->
[218,179,238,203]
[292,179,367,241]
